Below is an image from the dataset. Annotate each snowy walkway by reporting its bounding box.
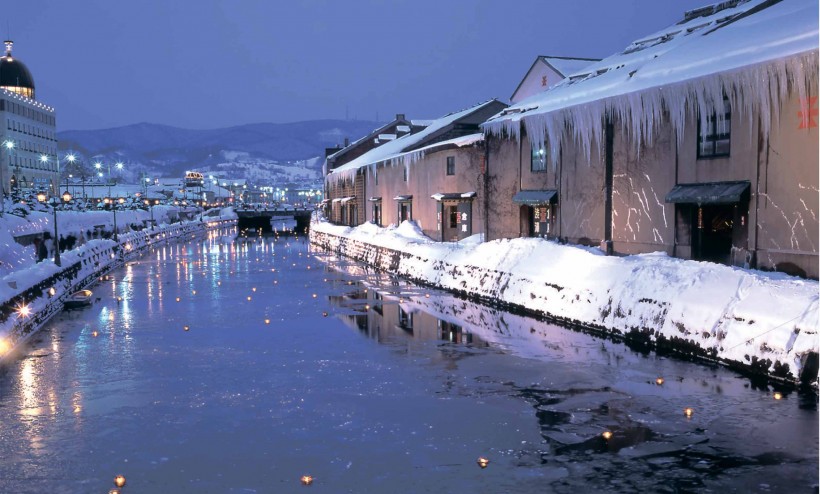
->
[310,220,819,384]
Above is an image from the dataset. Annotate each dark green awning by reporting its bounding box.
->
[665,181,750,204]
[512,190,557,205]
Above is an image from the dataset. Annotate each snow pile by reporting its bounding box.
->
[312,220,819,381]
[484,0,819,164]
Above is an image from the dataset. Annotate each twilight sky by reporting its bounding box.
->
[8,0,708,131]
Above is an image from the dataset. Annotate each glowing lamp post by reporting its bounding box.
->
[0,140,14,216]
[104,196,125,242]
[37,190,72,267]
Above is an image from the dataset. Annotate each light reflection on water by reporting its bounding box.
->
[0,230,814,493]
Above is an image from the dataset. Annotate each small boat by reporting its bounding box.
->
[64,289,93,309]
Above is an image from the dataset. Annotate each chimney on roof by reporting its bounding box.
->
[344,137,349,147]
[395,113,405,121]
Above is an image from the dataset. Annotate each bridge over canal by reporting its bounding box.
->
[235,206,313,233]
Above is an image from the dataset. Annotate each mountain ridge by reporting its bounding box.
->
[56,119,382,180]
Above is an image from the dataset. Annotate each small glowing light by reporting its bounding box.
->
[192,290,197,295]
[176,297,181,302]
[602,431,613,440]
[74,405,82,413]
[425,294,430,298]
[0,338,10,354]
[322,311,328,317]
[17,305,31,317]
[312,294,317,298]
[217,281,221,286]
[265,319,270,324]
[117,296,123,302]
[48,287,56,297]
[683,407,694,418]
[92,331,99,337]
[477,457,490,468]
[273,280,278,285]
[109,489,121,494]
[114,475,126,488]
[247,296,252,301]
[773,392,783,400]
[252,287,257,292]
[655,377,664,386]
[364,304,370,310]
[184,326,190,331]
[300,475,313,486]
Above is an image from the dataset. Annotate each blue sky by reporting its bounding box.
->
[9,0,708,130]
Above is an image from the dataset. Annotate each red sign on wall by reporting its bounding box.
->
[798,97,818,129]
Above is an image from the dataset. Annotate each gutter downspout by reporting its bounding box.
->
[603,118,614,255]
[483,135,490,242]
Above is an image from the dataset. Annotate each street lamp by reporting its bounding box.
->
[144,198,155,230]
[0,140,14,215]
[104,196,125,242]
[65,154,86,199]
[37,190,72,267]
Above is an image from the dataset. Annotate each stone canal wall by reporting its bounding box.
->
[0,217,237,362]
[310,226,819,386]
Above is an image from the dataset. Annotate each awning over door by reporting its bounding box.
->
[394,195,413,201]
[368,197,382,202]
[664,181,750,204]
[512,190,557,205]
[431,191,476,201]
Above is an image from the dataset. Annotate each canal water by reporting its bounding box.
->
[0,230,816,493]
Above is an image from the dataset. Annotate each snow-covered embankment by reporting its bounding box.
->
[310,220,819,384]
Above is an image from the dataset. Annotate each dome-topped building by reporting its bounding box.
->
[0,39,57,200]
[0,41,35,99]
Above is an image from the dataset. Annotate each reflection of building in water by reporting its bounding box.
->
[330,283,487,347]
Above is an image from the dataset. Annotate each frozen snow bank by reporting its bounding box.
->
[311,220,819,383]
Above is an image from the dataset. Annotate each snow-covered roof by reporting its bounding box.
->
[484,0,819,164]
[331,101,501,179]
[326,116,416,163]
[541,56,600,78]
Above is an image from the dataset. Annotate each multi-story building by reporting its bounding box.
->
[326,99,508,239]
[483,0,818,278]
[0,40,58,199]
